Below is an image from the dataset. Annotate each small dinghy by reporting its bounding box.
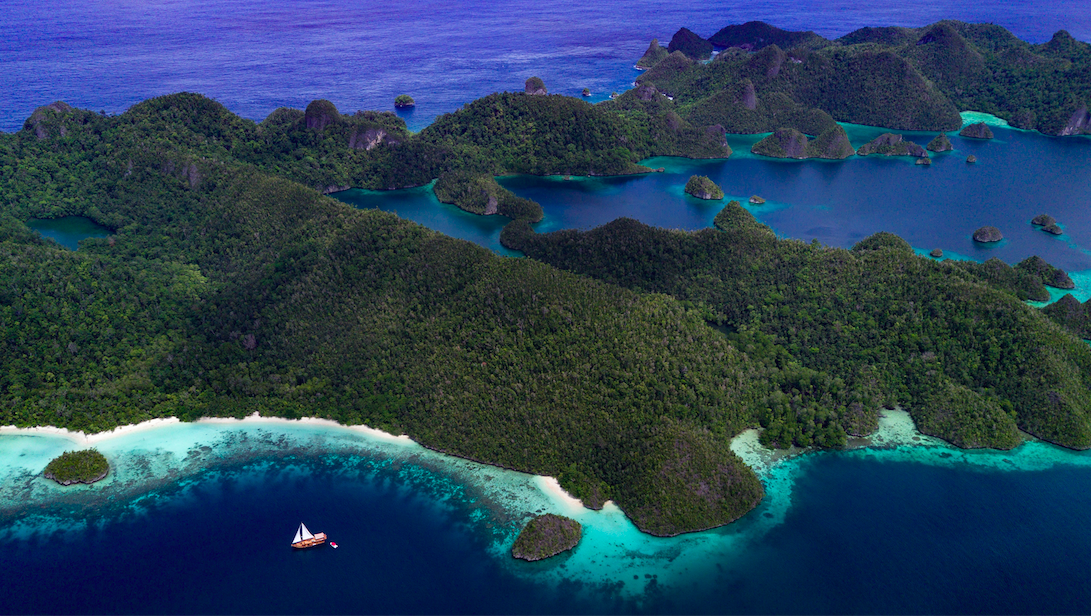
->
[330,542,338,549]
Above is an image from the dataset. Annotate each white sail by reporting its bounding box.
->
[292,525,303,544]
[300,522,314,540]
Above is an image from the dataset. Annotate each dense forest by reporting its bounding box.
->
[502,205,1091,451]
[3,84,1090,534]
[635,20,1091,136]
[1,95,767,536]
[109,90,735,220]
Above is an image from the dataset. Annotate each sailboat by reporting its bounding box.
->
[290,522,327,549]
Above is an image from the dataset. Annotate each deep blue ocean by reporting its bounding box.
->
[3,1,1091,614]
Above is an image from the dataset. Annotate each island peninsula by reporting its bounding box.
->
[2,19,1089,538]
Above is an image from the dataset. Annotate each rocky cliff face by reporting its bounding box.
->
[973,226,1003,243]
[1060,105,1091,136]
[26,101,77,140]
[348,127,394,150]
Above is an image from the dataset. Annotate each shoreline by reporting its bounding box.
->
[0,413,414,448]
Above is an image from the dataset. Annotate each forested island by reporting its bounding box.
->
[511,514,582,561]
[2,21,1090,535]
[634,20,1090,137]
[43,450,110,485]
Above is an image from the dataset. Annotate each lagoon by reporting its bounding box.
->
[25,216,112,251]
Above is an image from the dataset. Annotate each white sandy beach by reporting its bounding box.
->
[0,412,414,448]
[535,476,586,513]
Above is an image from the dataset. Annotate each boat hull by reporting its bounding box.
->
[291,532,327,549]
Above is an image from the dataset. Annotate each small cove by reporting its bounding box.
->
[337,118,1091,275]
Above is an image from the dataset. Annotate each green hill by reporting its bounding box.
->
[633,20,1091,136]
[503,205,1091,450]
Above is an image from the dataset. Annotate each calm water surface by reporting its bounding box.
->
[1,0,1089,132]
[26,216,112,250]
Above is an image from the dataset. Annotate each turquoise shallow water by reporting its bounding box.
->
[2,413,1090,613]
[26,216,112,250]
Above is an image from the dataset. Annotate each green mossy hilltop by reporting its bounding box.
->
[751,126,855,159]
[633,20,1091,136]
[667,27,713,60]
[927,133,954,152]
[637,39,669,69]
[684,175,724,199]
[507,204,1091,451]
[857,133,927,157]
[512,514,582,560]
[44,450,109,485]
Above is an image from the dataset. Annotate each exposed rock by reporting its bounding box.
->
[1043,223,1064,235]
[966,155,978,163]
[916,157,932,165]
[323,185,351,194]
[749,195,766,205]
[701,124,732,157]
[959,122,994,139]
[1031,214,1057,226]
[857,133,927,157]
[737,79,758,110]
[525,76,547,95]
[304,99,341,131]
[1060,104,1091,136]
[348,127,392,150]
[747,44,788,78]
[636,38,669,69]
[930,248,944,258]
[972,226,1003,243]
[927,133,953,152]
[26,101,76,140]
[667,27,713,60]
[511,514,582,561]
[633,83,660,101]
[684,175,724,200]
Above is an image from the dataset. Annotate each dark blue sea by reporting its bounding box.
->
[3,1,1091,613]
